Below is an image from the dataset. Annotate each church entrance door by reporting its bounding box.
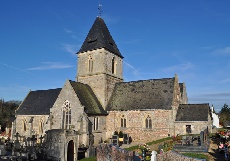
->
[67,140,74,161]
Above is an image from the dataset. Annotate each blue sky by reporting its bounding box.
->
[0,1,230,112]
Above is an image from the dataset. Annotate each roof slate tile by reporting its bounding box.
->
[77,17,123,58]
[69,80,107,115]
[16,88,61,115]
[176,104,210,121]
[106,78,175,111]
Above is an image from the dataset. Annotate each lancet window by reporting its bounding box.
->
[88,55,93,72]
[39,119,44,134]
[145,115,152,129]
[112,57,115,74]
[94,117,99,130]
[121,115,126,128]
[62,100,71,129]
[22,119,27,132]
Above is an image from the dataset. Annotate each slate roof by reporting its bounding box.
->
[16,88,61,115]
[77,17,123,58]
[69,80,107,115]
[175,104,210,121]
[106,78,175,111]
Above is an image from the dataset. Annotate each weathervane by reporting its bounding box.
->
[98,3,102,17]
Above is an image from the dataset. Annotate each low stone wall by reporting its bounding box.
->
[97,144,133,161]
[157,150,206,161]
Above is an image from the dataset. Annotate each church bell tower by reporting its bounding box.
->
[76,17,123,109]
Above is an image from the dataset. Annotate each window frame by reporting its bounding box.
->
[62,100,72,130]
[145,115,152,129]
[121,115,126,128]
[93,117,99,131]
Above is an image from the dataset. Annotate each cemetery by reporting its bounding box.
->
[0,128,214,161]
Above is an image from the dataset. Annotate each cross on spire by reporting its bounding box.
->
[98,4,102,17]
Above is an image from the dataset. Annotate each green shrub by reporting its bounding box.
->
[118,131,124,138]
[114,131,118,135]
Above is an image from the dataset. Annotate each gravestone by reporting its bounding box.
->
[200,131,204,146]
[0,144,6,155]
[151,150,157,161]
[13,132,21,155]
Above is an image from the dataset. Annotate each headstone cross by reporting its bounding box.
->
[15,132,20,141]
[39,135,44,144]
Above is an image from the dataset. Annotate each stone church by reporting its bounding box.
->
[12,16,212,160]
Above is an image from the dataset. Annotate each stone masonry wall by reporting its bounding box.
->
[14,115,49,139]
[97,143,133,161]
[50,80,84,130]
[50,80,89,146]
[44,129,79,161]
[157,150,206,161]
[88,116,107,145]
[106,110,173,143]
[174,110,213,135]
[77,48,123,108]
[174,121,211,135]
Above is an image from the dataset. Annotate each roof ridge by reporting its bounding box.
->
[30,88,62,92]
[121,77,175,84]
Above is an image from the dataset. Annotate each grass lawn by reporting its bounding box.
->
[78,156,96,161]
[182,153,209,160]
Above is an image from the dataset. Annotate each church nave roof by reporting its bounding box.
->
[107,78,175,111]
[16,88,61,115]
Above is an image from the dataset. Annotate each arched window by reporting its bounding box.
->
[22,119,27,132]
[39,119,44,134]
[145,115,152,129]
[88,56,93,72]
[112,57,117,74]
[94,117,99,130]
[121,115,126,128]
[62,100,71,129]
[186,125,192,133]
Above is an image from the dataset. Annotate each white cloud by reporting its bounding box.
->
[124,61,136,70]
[64,28,73,33]
[1,63,30,74]
[123,61,142,81]
[27,62,73,70]
[213,46,230,56]
[62,44,79,56]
